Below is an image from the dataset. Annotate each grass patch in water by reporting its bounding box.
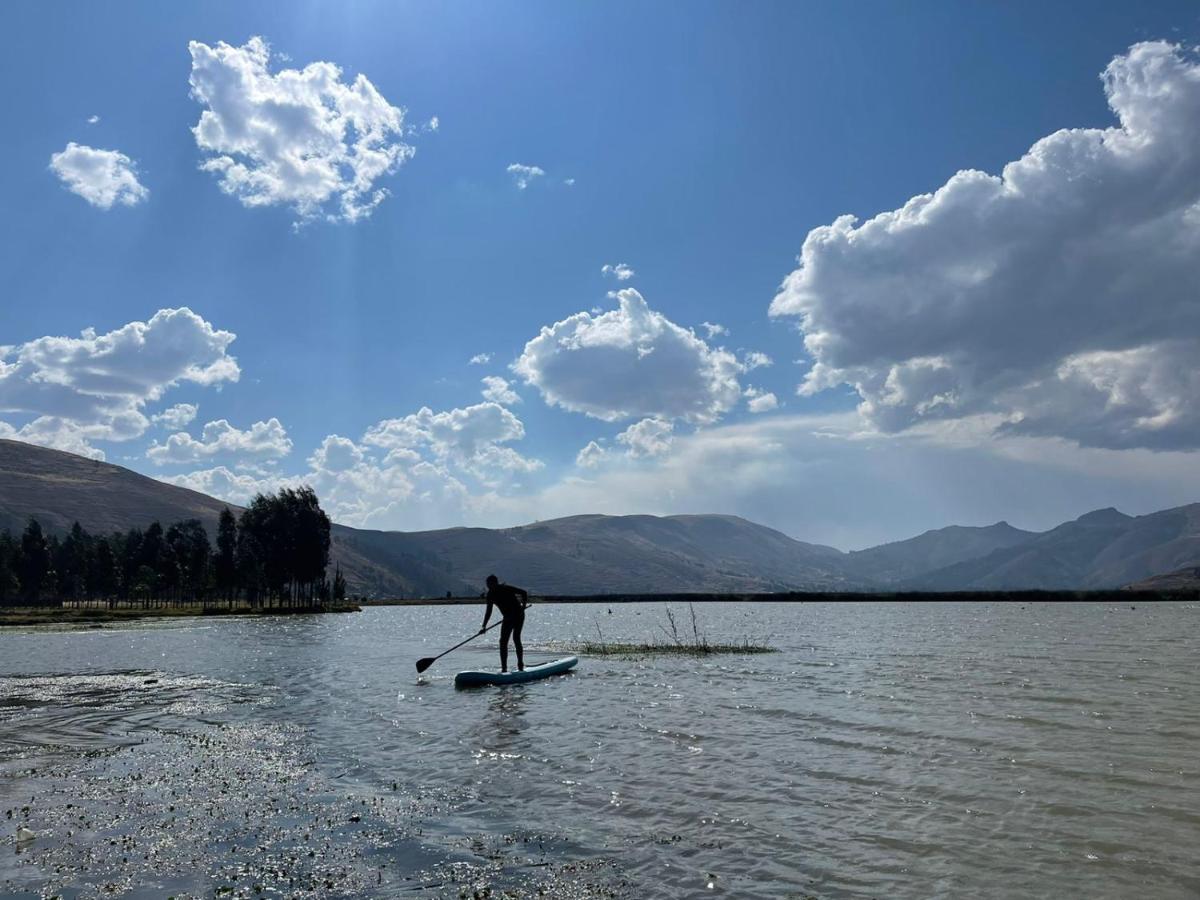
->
[570,638,776,657]
[567,602,777,657]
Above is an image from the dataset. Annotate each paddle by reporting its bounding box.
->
[416,620,502,674]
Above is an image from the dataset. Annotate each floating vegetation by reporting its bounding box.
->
[570,639,775,658]
[565,603,776,657]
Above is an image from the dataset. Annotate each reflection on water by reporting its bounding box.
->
[0,602,1198,898]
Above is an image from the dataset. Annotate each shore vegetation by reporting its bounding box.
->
[0,487,347,614]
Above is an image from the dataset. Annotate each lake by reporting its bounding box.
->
[1,601,1197,898]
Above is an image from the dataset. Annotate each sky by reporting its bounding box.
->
[2,1,1200,549]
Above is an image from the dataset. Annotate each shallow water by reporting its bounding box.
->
[1,601,1197,898]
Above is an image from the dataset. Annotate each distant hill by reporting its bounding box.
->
[847,521,1037,583]
[341,513,863,595]
[2,438,1198,595]
[0,439,865,595]
[1125,566,1200,591]
[902,505,1200,590]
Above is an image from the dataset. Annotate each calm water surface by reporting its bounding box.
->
[0,602,1197,898]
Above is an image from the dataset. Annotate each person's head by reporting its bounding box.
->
[486,574,499,588]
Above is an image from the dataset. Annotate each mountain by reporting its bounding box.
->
[2,438,1198,595]
[847,521,1037,583]
[1125,566,1200,591]
[340,513,862,595]
[0,439,863,595]
[902,505,1200,590]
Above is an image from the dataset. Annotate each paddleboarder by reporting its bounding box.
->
[480,574,529,672]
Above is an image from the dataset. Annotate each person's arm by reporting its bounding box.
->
[480,599,493,633]
[515,586,529,608]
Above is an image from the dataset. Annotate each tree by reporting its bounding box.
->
[167,520,210,603]
[0,532,20,606]
[18,519,53,604]
[90,537,119,606]
[57,522,90,603]
[215,507,238,604]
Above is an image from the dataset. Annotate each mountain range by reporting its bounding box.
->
[1,438,1197,595]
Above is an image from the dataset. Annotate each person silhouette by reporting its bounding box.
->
[480,574,529,672]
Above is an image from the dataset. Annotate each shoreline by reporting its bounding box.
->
[364,588,1195,605]
[0,603,362,628]
[3,588,1193,627]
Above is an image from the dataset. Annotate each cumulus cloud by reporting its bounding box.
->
[771,41,1200,451]
[506,163,544,189]
[362,401,541,481]
[147,418,292,465]
[308,434,364,472]
[601,263,635,281]
[616,417,674,458]
[575,440,608,469]
[741,351,773,371]
[744,387,779,413]
[481,375,520,405]
[176,403,544,528]
[0,417,110,460]
[513,288,742,424]
[0,308,239,457]
[162,465,291,506]
[49,142,148,209]
[188,36,415,223]
[469,353,492,366]
[153,403,199,430]
[87,115,100,125]
[701,322,729,339]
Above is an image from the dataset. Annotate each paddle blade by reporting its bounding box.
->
[415,657,435,674]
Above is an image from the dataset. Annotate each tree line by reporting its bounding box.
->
[0,487,347,609]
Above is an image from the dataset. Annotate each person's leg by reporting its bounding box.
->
[513,613,525,671]
[499,619,512,671]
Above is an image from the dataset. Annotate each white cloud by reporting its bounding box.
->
[481,375,520,405]
[563,177,576,187]
[741,351,773,371]
[87,115,100,125]
[162,465,291,506]
[0,308,239,457]
[147,418,292,465]
[175,403,543,529]
[308,434,364,472]
[152,403,199,430]
[188,36,416,224]
[771,41,1200,451]
[469,352,492,365]
[513,288,743,424]
[575,440,608,469]
[362,401,541,481]
[616,417,674,458]
[601,263,635,281]
[0,417,110,460]
[507,163,545,189]
[745,387,779,413]
[49,142,148,209]
[701,322,729,339]
[425,116,439,132]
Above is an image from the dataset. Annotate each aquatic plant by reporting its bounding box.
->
[568,603,776,657]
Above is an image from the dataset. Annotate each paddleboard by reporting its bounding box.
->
[454,656,578,688]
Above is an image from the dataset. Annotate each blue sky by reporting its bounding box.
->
[3,1,1200,547]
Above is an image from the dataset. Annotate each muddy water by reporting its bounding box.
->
[1,601,1197,898]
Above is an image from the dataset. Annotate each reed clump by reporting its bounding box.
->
[567,603,776,657]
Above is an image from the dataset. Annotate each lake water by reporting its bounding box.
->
[1,602,1197,898]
